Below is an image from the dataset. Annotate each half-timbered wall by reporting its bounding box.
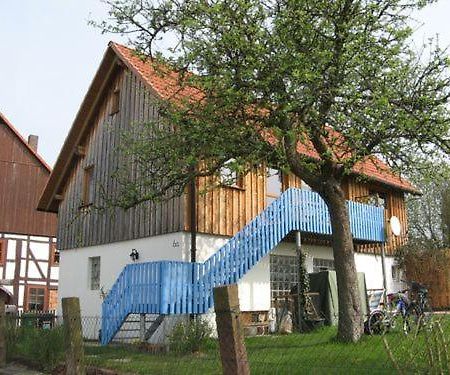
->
[57,67,184,250]
[0,233,58,311]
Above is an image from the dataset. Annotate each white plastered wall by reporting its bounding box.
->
[354,253,404,293]
[59,230,401,320]
[58,232,188,317]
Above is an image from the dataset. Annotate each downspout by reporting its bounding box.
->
[189,177,197,320]
[189,178,197,263]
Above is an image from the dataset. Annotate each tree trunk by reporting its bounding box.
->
[321,181,363,342]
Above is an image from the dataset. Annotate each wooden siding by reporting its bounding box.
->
[191,169,305,237]
[56,63,408,255]
[57,68,184,250]
[190,168,266,236]
[0,120,56,237]
[344,178,408,255]
[192,172,407,255]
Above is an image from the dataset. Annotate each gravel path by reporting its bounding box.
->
[0,363,44,375]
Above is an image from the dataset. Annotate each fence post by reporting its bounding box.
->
[0,296,5,367]
[213,284,250,375]
[62,297,86,375]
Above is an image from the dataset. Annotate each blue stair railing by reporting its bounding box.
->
[101,188,384,344]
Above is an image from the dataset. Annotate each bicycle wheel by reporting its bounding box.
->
[420,297,433,330]
[368,310,386,335]
[404,305,421,335]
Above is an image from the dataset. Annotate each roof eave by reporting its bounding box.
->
[37,45,120,212]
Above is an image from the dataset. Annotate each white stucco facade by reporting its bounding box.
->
[58,232,188,317]
[59,230,402,322]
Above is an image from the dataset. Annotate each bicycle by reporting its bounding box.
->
[366,281,432,336]
[367,291,409,335]
[403,281,433,334]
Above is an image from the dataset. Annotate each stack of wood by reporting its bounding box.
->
[404,249,450,309]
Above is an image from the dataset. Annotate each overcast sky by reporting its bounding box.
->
[1,1,449,167]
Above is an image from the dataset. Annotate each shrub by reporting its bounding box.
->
[168,318,212,354]
[5,320,65,371]
[5,317,20,360]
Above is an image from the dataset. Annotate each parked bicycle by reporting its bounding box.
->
[366,281,432,336]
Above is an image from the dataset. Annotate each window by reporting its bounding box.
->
[356,191,388,208]
[27,287,46,311]
[0,239,7,266]
[270,255,298,302]
[110,88,120,115]
[219,159,243,188]
[312,258,335,273]
[50,243,59,266]
[391,264,403,282]
[89,256,101,290]
[81,165,94,207]
[266,169,282,205]
[301,180,312,191]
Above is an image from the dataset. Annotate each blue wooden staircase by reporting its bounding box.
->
[101,188,384,344]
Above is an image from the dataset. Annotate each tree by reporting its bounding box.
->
[405,161,450,250]
[95,0,450,342]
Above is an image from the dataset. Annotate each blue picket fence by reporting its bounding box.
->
[101,188,384,344]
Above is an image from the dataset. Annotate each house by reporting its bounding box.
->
[37,42,418,342]
[0,112,58,311]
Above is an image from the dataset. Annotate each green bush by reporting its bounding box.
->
[5,318,20,360]
[168,318,212,354]
[5,320,65,371]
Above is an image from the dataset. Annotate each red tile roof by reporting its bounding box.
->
[113,42,418,194]
[111,43,203,103]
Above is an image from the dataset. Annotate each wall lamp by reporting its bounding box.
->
[130,248,139,262]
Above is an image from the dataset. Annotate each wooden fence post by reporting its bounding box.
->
[0,296,6,368]
[62,297,86,375]
[213,284,250,375]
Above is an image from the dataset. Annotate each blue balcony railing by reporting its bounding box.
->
[101,188,384,344]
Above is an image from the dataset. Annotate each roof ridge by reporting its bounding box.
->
[0,111,52,172]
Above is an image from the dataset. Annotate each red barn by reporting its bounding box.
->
[0,111,58,311]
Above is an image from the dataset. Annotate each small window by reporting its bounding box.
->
[356,191,387,208]
[89,256,101,290]
[219,159,243,188]
[27,287,46,311]
[301,180,312,191]
[392,264,403,282]
[50,243,59,266]
[81,165,94,207]
[110,88,120,115]
[313,258,335,273]
[0,239,7,266]
[266,169,282,205]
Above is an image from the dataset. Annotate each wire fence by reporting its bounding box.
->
[4,310,450,374]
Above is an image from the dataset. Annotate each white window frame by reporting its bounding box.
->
[88,256,101,290]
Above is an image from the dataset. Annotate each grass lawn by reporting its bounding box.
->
[84,323,446,374]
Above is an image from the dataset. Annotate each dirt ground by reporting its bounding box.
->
[0,363,44,375]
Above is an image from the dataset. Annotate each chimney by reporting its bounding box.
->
[28,135,39,152]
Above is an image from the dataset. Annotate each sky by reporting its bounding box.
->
[1,1,449,167]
